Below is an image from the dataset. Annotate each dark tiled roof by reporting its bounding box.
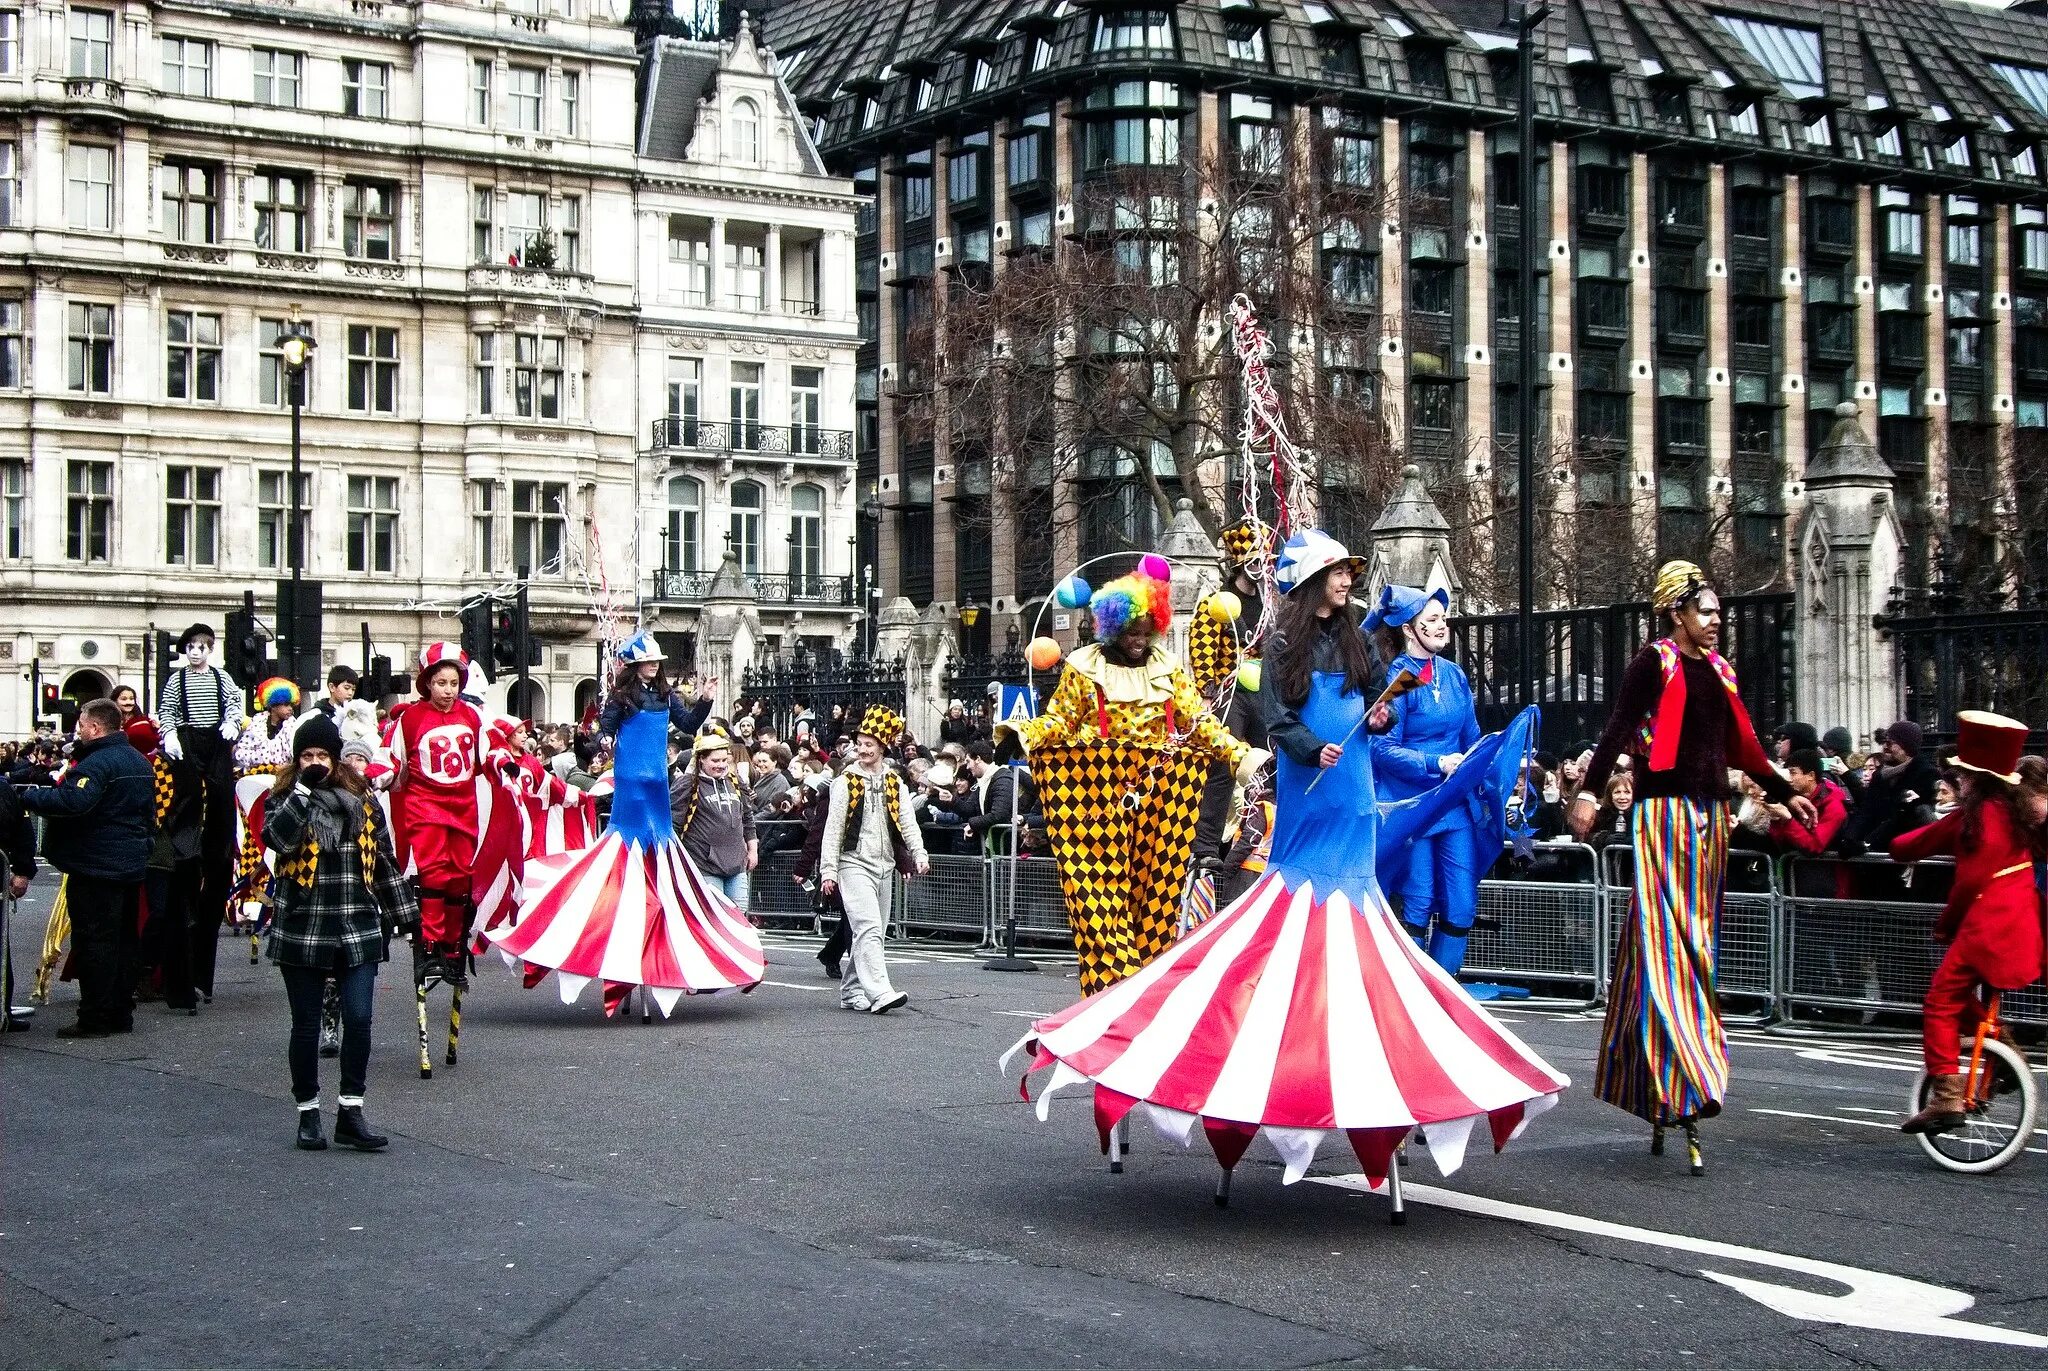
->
[761,0,2048,193]
[639,39,724,161]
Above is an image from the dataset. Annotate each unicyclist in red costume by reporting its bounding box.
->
[385,642,488,988]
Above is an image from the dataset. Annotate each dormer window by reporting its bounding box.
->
[1092,9,1175,57]
[1993,61,2048,117]
[915,79,935,111]
[1711,12,1823,100]
[971,57,993,92]
[727,98,760,164]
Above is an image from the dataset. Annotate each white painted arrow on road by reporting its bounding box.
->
[1311,1173,2048,1348]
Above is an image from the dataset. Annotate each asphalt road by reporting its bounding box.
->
[5,874,2047,1370]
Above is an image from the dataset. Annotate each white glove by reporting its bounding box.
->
[163,730,185,762]
[239,900,263,927]
[218,719,240,741]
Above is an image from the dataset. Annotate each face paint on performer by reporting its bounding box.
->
[1404,601,1450,657]
[184,637,213,669]
[427,663,463,710]
[1671,588,1722,655]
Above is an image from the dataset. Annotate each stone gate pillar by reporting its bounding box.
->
[1796,403,1903,749]
[1366,464,1466,611]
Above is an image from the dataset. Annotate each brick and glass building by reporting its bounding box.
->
[759,0,2048,628]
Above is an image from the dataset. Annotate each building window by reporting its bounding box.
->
[164,465,220,567]
[948,134,985,206]
[158,159,217,243]
[253,48,302,107]
[160,36,212,95]
[1947,221,1981,268]
[558,69,579,137]
[472,332,496,414]
[342,59,389,118]
[0,298,20,388]
[469,480,497,572]
[67,7,110,78]
[1710,13,1822,99]
[512,331,563,418]
[790,482,824,581]
[164,310,221,402]
[729,361,762,449]
[972,57,993,92]
[790,366,823,452]
[728,479,763,574]
[512,480,566,575]
[252,170,309,252]
[345,324,399,414]
[0,458,24,559]
[507,65,543,132]
[1008,112,1047,186]
[1224,19,1268,66]
[257,469,309,570]
[346,475,398,573]
[557,194,581,272]
[65,460,112,562]
[664,355,700,443]
[506,189,545,264]
[728,240,764,310]
[471,57,492,126]
[66,301,113,394]
[1880,186,1922,258]
[665,476,701,572]
[472,186,496,262]
[258,317,314,407]
[728,97,759,163]
[1032,37,1053,71]
[668,220,711,303]
[901,168,933,223]
[1081,83,1183,168]
[1093,9,1174,55]
[1994,61,2048,117]
[65,142,113,231]
[0,141,16,226]
[0,12,19,76]
[342,180,396,260]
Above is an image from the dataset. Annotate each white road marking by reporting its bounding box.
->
[1310,1173,2048,1348]
[760,979,831,992]
[1752,1106,2048,1151]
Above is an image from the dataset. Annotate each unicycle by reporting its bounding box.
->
[1910,991,2039,1174]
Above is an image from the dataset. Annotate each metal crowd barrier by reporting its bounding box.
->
[1464,842,1604,1002]
[898,852,992,941]
[1598,844,1779,1016]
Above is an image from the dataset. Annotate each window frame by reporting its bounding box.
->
[344,323,400,415]
[163,463,221,567]
[345,473,400,574]
[66,300,114,395]
[342,58,390,119]
[252,47,304,108]
[65,459,113,563]
[163,308,222,403]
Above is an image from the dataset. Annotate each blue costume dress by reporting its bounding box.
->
[1372,651,1486,975]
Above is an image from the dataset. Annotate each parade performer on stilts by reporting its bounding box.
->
[1890,711,2046,1136]
[994,559,1267,995]
[1571,560,1813,1174]
[155,622,244,1005]
[384,642,492,1076]
[1188,519,1275,866]
[1007,528,1562,1210]
[1366,584,1521,998]
[485,630,764,1016]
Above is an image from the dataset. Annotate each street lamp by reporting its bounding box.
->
[280,307,317,686]
[859,496,883,659]
[1511,0,1551,712]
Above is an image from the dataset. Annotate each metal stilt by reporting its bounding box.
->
[1684,1122,1704,1176]
[1651,1124,1665,1156]
[1214,1168,1232,1207]
[445,984,462,1065]
[1387,1156,1407,1226]
[415,979,432,1079]
[1108,1119,1124,1174]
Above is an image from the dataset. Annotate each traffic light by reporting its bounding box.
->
[223,603,266,687]
[459,600,496,682]
[493,604,520,675]
[37,683,57,718]
[153,630,175,686]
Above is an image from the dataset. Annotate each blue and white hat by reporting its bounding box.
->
[617,631,664,664]
[1363,583,1450,632]
[1273,529,1367,595]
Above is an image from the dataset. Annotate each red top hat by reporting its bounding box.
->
[1952,710,2028,785]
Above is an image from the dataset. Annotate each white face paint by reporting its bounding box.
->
[183,641,211,669]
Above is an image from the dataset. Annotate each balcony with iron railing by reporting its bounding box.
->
[651,569,854,605]
[648,419,855,461]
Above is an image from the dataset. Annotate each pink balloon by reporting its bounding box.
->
[1138,554,1171,583]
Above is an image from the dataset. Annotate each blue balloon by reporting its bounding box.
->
[1054,574,1092,609]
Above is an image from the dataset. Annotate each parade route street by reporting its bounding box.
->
[6,880,2048,1370]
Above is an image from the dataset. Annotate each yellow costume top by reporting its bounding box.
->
[1004,644,1262,781]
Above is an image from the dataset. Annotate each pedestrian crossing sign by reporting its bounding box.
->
[998,684,1037,725]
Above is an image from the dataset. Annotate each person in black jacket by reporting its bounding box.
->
[1833,719,1938,857]
[19,699,154,1037]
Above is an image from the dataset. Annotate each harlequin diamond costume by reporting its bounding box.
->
[230,678,305,948]
[484,632,764,1016]
[1580,560,1794,1172]
[1189,518,1275,864]
[1007,531,1564,1208]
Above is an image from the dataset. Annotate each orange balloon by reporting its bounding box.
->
[1027,636,1064,671]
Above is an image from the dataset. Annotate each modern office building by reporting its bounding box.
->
[761,0,2048,630]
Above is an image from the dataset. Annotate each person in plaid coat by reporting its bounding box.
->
[261,713,418,1152]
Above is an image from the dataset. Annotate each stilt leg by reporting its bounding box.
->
[1214,1168,1232,1208]
[1108,1119,1124,1175]
[248,924,260,965]
[1651,1124,1665,1156]
[640,984,650,1025]
[1395,1138,1410,1167]
[1684,1121,1703,1177]
[415,978,432,1080]
[1387,1155,1407,1226]
[445,984,462,1066]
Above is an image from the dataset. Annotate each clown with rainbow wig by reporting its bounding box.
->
[995,558,1268,994]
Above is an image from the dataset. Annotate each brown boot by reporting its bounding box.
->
[1901,1073,1968,1134]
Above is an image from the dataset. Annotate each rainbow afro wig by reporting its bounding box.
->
[255,677,301,710]
[1089,555,1173,644]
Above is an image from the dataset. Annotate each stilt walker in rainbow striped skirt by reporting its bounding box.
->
[1569,561,1817,1175]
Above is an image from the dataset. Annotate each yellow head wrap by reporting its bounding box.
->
[1651,560,1708,614]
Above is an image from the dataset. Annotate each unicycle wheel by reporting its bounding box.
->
[1913,1039,2038,1175]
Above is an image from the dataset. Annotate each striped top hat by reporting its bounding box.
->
[1952,710,2029,785]
[856,705,905,746]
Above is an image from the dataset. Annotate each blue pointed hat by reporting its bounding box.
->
[1363,583,1449,632]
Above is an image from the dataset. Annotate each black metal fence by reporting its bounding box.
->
[740,651,907,742]
[943,649,1030,714]
[1450,593,1795,754]
[1880,607,2048,753]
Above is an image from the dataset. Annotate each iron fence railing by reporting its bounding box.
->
[651,571,852,605]
[648,418,855,460]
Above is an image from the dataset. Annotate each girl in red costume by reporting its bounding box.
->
[384,642,489,989]
[1893,711,2047,1135]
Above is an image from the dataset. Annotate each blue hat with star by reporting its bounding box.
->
[1363,583,1449,632]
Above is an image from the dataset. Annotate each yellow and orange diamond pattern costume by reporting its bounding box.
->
[1007,644,1260,994]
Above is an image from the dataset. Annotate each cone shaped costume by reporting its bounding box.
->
[1008,663,1566,1191]
[485,697,765,1014]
